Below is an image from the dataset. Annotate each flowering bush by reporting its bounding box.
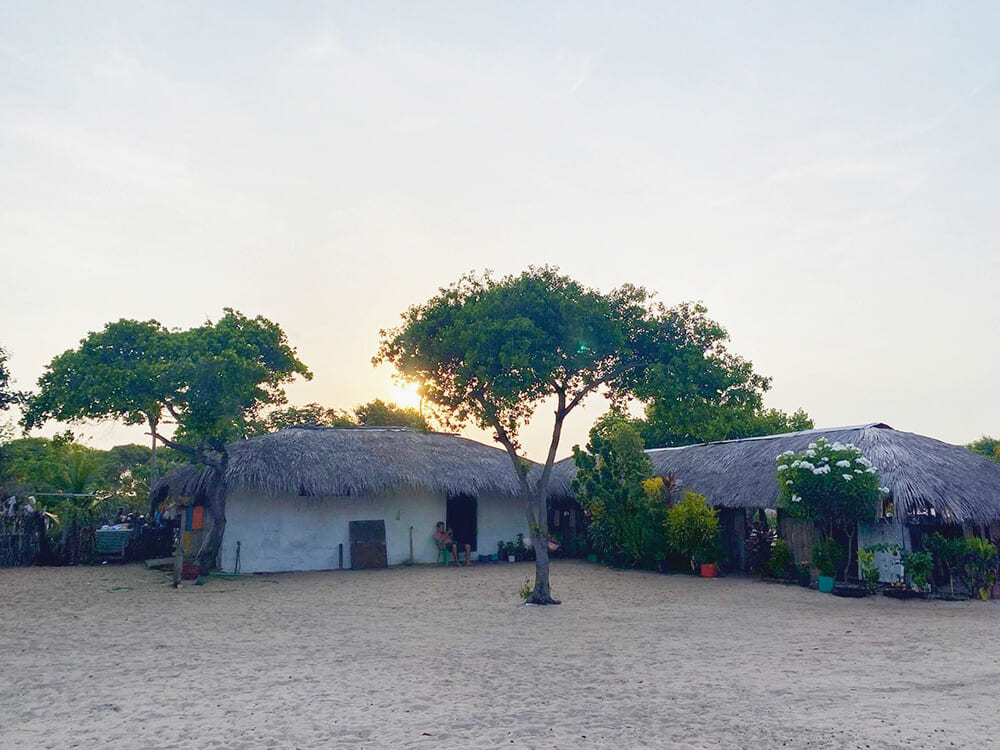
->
[776,438,883,580]
[776,438,882,532]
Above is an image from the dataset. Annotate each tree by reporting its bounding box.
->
[776,438,882,580]
[23,309,311,571]
[376,266,760,604]
[354,398,428,430]
[253,399,429,434]
[22,319,176,481]
[968,436,1000,464]
[572,413,669,568]
[636,350,813,448]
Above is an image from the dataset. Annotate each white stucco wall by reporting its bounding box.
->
[218,489,527,573]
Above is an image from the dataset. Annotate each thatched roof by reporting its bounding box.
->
[549,424,1000,525]
[152,426,529,502]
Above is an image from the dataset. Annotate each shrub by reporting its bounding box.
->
[745,517,776,576]
[776,438,882,580]
[768,539,795,579]
[924,533,967,595]
[665,491,720,572]
[573,417,670,568]
[857,546,881,593]
[963,538,998,600]
[812,537,844,579]
[901,551,933,591]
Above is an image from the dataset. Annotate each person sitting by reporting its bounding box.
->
[433,521,461,565]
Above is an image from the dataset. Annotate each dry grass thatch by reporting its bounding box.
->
[549,423,1000,525]
[152,427,530,502]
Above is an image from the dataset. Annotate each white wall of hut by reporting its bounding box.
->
[217,490,528,573]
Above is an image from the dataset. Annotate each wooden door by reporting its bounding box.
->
[349,520,388,569]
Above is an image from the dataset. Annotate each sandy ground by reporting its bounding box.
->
[1,561,997,750]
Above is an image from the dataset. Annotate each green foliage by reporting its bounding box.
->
[744,517,776,576]
[22,319,175,432]
[377,266,752,601]
[857,546,881,592]
[24,310,311,458]
[254,403,355,433]
[967,435,1000,464]
[901,551,933,591]
[664,491,720,572]
[0,345,25,414]
[767,539,795,578]
[812,537,844,578]
[572,415,669,568]
[776,438,882,534]
[962,538,998,600]
[519,577,533,600]
[353,399,428,431]
[0,436,184,514]
[924,533,965,595]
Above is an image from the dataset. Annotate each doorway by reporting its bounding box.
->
[446,494,478,552]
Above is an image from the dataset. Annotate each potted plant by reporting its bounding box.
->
[696,538,722,578]
[665,491,721,576]
[812,537,843,593]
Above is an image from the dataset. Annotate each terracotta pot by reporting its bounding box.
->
[700,563,718,578]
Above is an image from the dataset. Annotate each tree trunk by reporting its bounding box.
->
[147,415,160,517]
[525,496,560,605]
[197,477,227,574]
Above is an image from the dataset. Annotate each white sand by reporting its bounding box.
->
[1,560,997,749]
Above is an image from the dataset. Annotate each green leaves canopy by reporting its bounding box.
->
[376,267,739,457]
[23,309,311,457]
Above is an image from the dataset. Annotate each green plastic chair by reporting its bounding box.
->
[436,545,450,565]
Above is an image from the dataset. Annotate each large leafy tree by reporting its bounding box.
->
[636,352,812,448]
[23,309,310,570]
[376,266,760,604]
[22,320,176,478]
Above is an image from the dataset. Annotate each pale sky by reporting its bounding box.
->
[2,2,998,460]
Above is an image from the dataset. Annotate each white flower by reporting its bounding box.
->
[866,467,877,474]
[799,461,815,470]
[879,486,890,493]
[842,474,853,481]
[781,450,795,457]
[805,449,816,458]
[812,465,830,475]
[791,494,801,503]
[855,469,864,474]
[835,460,851,468]
[786,479,793,485]
[855,456,872,467]
[830,442,845,451]
[777,464,789,472]
[808,442,817,450]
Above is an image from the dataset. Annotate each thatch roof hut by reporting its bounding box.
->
[151,427,532,573]
[152,425,530,503]
[550,423,1000,526]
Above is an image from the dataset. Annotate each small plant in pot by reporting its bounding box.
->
[664,491,721,576]
[812,537,843,593]
[857,546,881,594]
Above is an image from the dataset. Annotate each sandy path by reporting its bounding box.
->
[1,560,997,749]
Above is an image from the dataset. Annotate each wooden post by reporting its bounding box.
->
[172,528,183,588]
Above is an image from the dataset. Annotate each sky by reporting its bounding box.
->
[2,1,998,461]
